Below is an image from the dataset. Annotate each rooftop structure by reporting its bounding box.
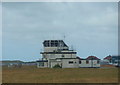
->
[43,40,68,47]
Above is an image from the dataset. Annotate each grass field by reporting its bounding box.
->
[2,66,119,83]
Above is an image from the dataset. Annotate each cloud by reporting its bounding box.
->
[2,2,118,61]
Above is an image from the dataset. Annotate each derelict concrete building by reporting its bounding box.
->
[37,40,100,68]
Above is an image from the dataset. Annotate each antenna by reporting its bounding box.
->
[62,33,66,41]
[63,35,66,41]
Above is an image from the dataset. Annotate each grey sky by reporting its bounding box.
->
[2,2,118,61]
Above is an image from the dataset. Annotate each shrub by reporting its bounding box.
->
[53,64,61,68]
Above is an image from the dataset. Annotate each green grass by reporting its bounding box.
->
[2,66,119,83]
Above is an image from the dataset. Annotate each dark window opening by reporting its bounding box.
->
[97,60,99,64]
[43,40,68,47]
[55,43,58,46]
[69,61,73,64]
[79,61,81,64]
[51,42,55,47]
[86,60,89,64]
[62,55,64,57]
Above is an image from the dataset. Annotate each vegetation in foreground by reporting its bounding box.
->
[2,66,119,83]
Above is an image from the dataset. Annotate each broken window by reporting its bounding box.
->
[62,55,64,57]
[69,61,73,64]
[97,60,99,64]
[79,61,81,64]
[86,60,89,64]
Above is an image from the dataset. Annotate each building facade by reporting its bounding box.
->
[111,55,120,66]
[103,55,120,66]
[103,55,112,64]
[37,40,100,68]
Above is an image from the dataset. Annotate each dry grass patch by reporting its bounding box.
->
[2,66,119,83]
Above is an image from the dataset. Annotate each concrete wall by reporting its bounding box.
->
[44,47,68,52]
[50,60,62,68]
[44,62,48,67]
[37,59,100,68]
[43,54,76,60]
[79,60,100,67]
[37,62,48,68]
[36,62,42,68]
[62,59,79,68]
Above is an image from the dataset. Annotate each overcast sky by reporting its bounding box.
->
[2,2,118,61]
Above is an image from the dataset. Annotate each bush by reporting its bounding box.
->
[53,64,61,68]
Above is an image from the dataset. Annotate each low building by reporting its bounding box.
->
[22,61,37,66]
[103,55,112,64]
[1,60,23,67]
[111,55,120,66]
[79,56,100,68]
[37,40,100,68]
[103,55,120,66]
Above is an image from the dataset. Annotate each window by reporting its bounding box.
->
[97,60,99,64]
[69,61,73,64]
[55,43,58,46]
[79,61,81,64]
[51,42,54,47]
[86,60,89,64]
[62,55,64,57]
[44,41,49,47]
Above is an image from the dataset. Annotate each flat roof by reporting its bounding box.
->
[40,52,77,54]
[56,58,79,59]
[36,60,48,62]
